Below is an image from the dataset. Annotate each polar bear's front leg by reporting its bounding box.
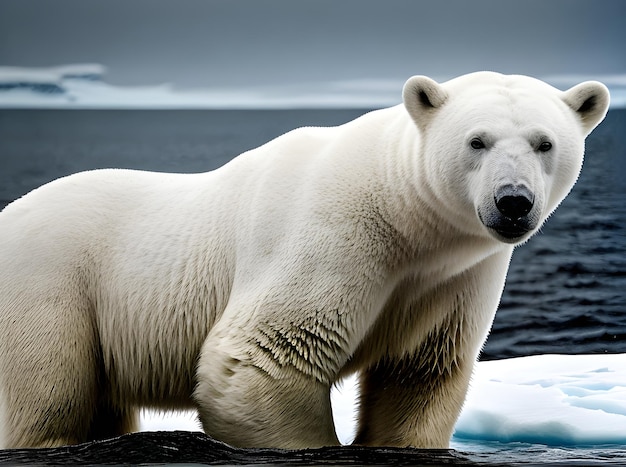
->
[194,314,342,448]
[353,252,512,448]
[354,352,474,448]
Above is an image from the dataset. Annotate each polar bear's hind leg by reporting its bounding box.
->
[0,292,122,448]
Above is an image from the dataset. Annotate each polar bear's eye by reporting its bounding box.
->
[470,138,485,150]
[538,141,553,152]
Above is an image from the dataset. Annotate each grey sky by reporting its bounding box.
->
[1,0,625,88]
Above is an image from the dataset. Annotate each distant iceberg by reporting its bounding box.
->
[0,64,403,109]
[1,64,624,109]
[0,64,105,96]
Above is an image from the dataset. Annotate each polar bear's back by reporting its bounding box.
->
[0,169,225,285]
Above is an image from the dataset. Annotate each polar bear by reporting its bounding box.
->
[0,72,609,449]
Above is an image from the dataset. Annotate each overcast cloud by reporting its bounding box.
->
[1,0,625,89]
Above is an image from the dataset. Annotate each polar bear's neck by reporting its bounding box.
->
[335,106,507,270]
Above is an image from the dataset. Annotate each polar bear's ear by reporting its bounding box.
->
[403,75,448,130]
[561,81,610,135]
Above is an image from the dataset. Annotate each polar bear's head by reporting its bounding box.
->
[402,71,609,244]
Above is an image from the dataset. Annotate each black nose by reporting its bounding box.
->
[495,185,534,219]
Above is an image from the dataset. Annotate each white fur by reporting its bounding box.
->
[0,72,609,448]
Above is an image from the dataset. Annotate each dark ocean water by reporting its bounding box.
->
[0,108,624,361]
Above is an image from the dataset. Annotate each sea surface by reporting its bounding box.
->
[0,108,624,361]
